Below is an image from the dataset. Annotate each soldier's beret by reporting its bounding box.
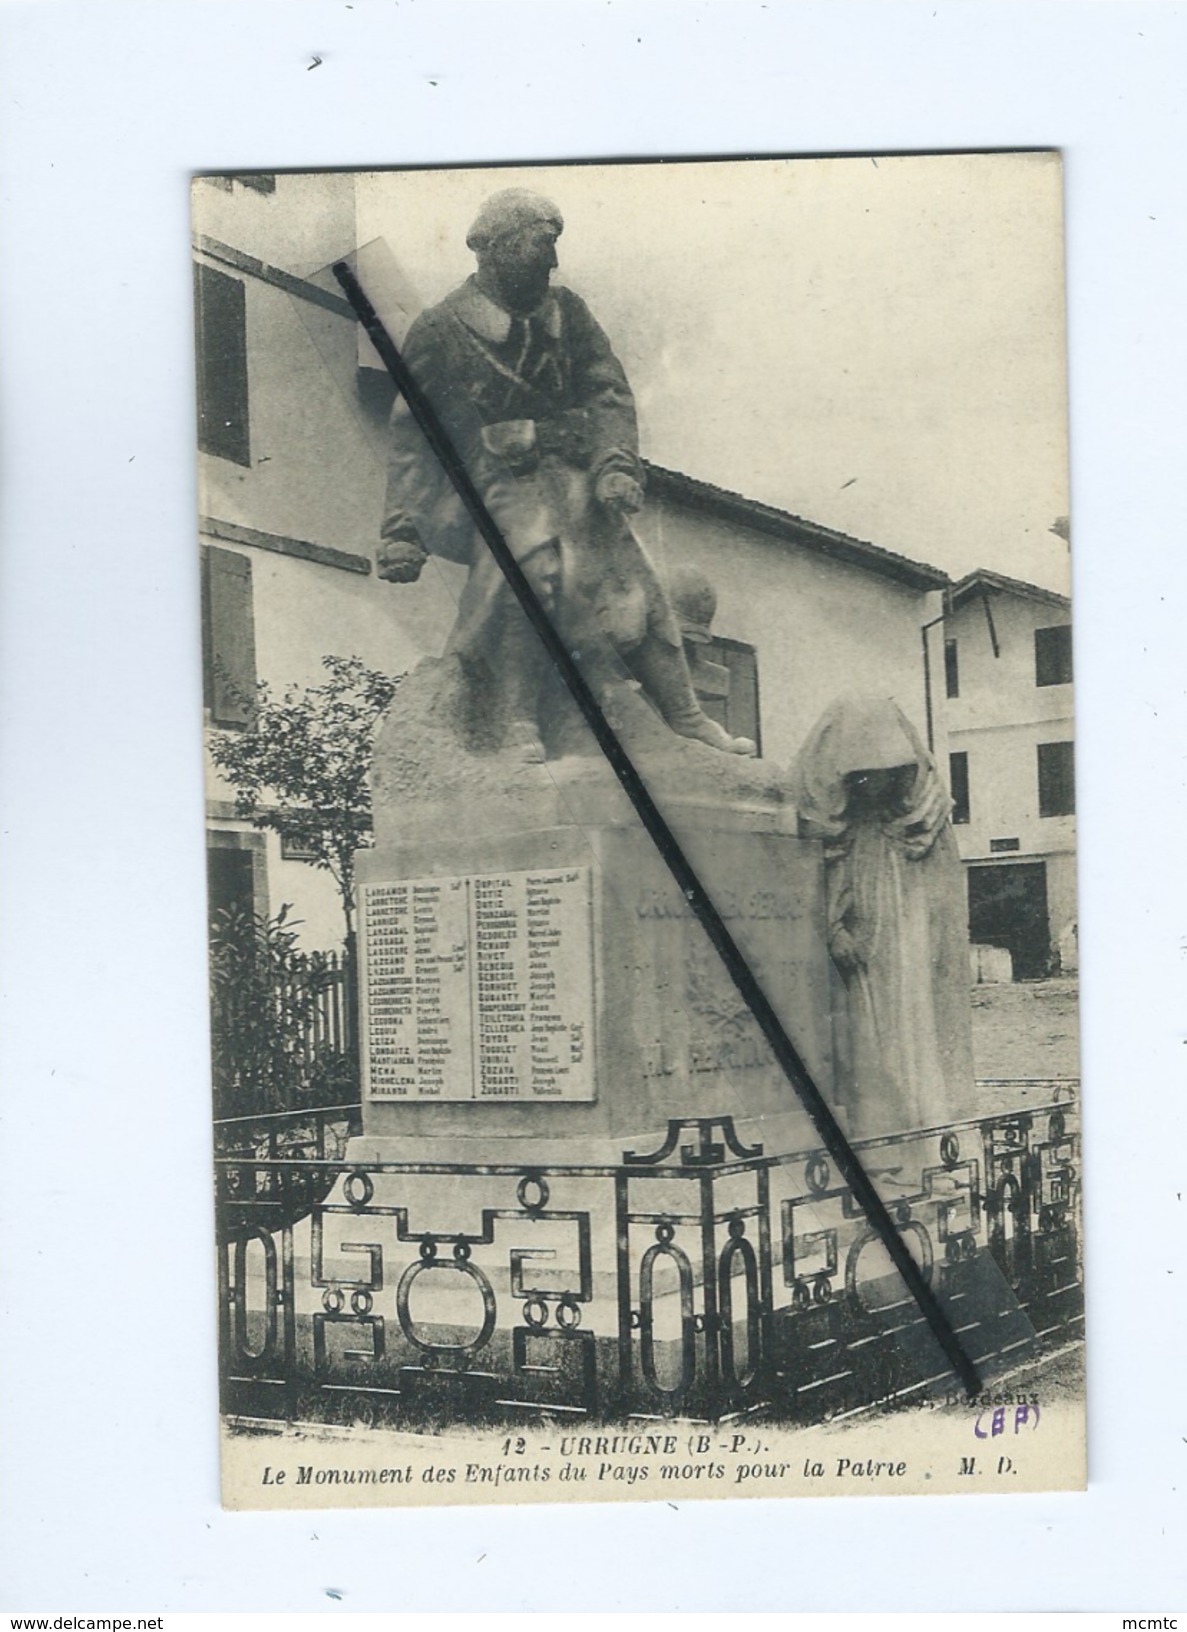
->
[466,189,564,251]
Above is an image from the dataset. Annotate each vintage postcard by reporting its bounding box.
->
[196,154,1084,1508]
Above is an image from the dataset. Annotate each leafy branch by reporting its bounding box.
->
[208,654,402,938]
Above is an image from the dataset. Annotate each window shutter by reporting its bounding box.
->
[1037,741,1075,817]
[1035,625,1073,687]
[702,637,761,755]
[723,642,760,752]
[949,751,970,824]
[944,638,960,699]
[194,262,250,467]
[202,546,257,727]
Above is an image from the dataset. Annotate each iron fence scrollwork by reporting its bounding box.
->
[216,1092,1082,1428]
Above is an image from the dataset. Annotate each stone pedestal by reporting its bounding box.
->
[351,658,836,1167]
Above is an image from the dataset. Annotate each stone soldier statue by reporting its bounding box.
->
[378,187,755,763]
[668,564,733,724]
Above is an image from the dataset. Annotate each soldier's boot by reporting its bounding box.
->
[631,633,756,756]
[497,613,548,764]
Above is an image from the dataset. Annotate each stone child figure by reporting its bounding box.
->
[377,187,755,763]
[790,696,975,1139]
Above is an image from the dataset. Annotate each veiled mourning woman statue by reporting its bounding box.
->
[790,696,975,1140]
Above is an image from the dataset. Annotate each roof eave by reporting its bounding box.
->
[643,462,949,592]
[950,569,1071,611]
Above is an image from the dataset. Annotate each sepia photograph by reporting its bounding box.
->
[196,154,1084,1508]
[10,0,1187,1612]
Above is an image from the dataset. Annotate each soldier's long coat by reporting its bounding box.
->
[381,276,679,661]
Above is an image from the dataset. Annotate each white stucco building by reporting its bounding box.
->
[937,568,1076,977]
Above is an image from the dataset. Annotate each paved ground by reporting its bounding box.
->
[971,976,1080,1082]
[969,976,1080,1119]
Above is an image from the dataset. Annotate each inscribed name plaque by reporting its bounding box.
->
[360,867,595,1102]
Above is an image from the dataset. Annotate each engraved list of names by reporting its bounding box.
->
[361,867,594,1102]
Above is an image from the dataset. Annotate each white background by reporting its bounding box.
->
[1,0,1184,1612]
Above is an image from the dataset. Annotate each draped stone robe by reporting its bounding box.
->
[791,696,976,1140]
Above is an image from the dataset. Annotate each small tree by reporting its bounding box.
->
[208,654,401,941]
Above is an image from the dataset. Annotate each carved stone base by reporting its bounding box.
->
[357,655,835,1165]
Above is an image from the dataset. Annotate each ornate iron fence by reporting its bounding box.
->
[215,1084,1081,1427]
[214,1101,363,1161]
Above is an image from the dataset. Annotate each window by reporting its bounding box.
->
[1037,741,1075,817]
[202,546,257,728]
[1035,624,1073,687]
[948,751,970,824]
[694,636,761,755]
[194,262,250,466]
[944,638,959,699]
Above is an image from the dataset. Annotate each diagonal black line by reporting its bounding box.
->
[334,258,981,1399]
